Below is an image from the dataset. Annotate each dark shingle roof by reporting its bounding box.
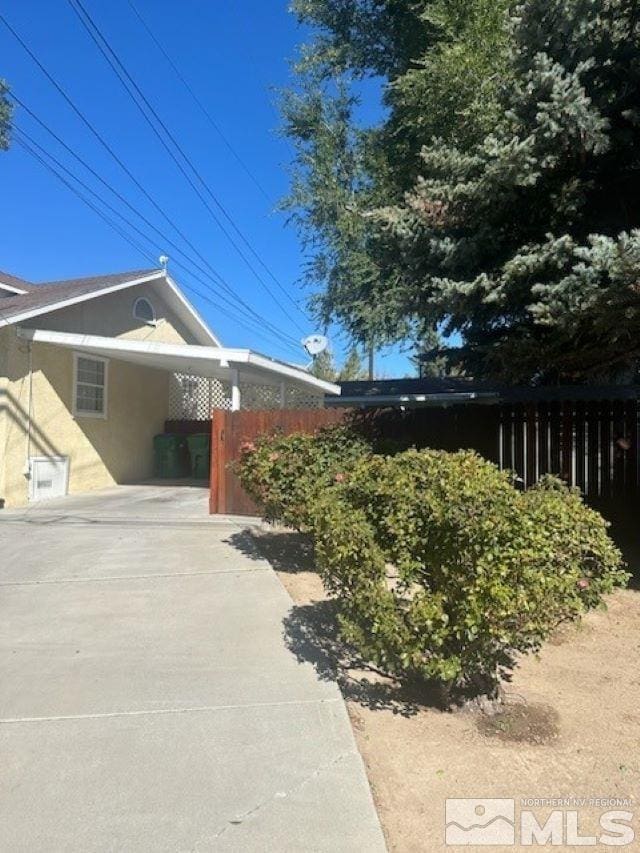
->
[330,378,640,405]
[0,270,37,292]
[0,268,161,324]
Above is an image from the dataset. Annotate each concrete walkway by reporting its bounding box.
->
[0,485,385,852]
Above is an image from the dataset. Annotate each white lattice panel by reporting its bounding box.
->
[168,373,325,419]
[238,384,324,410]
[285,386,324,409]
[238,384,281,411]
[169,374,231,420]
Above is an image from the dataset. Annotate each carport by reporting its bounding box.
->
[13,328,339,498]
[17,328,340,412]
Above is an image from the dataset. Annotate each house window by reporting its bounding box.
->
[133,296,156,325]
[73,354,108,418]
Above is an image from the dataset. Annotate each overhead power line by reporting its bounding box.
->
[8,93,300,347]
[0,11,306,346]
[0,10,228,289]
[13,125,301,351]
[66,0,308,331]
[15,133,303,357]
[126,0,272,205]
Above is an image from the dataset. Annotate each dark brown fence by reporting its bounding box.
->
[498,400,639,502]
[350,405,502,463]
[208,400,640,519]
[351,400,640,519]
[209,409,348,515]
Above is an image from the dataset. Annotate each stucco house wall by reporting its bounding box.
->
[30,281,200,345]
[0,281,197,508]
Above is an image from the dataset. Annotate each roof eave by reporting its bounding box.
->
[15,328,341,395]
[326,392,499,407]
[0,271,166,328]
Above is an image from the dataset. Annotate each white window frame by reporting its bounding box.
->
[133,296,157,326]
[73,353,109,419]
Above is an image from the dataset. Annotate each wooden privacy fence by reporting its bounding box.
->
[209,399,640,518]
[209,408,348,515]
[354,399,640,515]
[498,400,639,502]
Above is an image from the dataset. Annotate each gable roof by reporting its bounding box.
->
[0,268,159,318]
[0,270,37,294]
[0,267,220,346]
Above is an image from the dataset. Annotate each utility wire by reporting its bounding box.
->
[68,0,305,330]
[13,125,301,351]
[67,0,307,330]
[0,14,304,347]
[0,11,245,304]
[125,0,272,205]
[15,134,302,357]
[8,93,299,347]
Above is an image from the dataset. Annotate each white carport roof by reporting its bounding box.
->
[17,328,341,395]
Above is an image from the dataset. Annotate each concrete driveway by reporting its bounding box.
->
[0,485,385,852]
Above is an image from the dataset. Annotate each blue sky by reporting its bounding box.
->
[0,0,413,376]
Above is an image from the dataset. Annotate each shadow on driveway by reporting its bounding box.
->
[227,528,447,718]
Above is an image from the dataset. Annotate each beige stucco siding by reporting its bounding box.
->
[30,280,200,344]
[0,330,169,507]
[0,281,201,508]
[0,327,9,505]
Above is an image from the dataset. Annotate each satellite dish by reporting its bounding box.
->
[302,334,329,356]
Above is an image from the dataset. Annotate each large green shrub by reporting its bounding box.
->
[235,424,370,531]
[313,450,628,697]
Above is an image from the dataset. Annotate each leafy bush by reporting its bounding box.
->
[313,450,628,698]
[235,424,370,531]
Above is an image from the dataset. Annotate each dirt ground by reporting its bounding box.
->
[252,529,640,852]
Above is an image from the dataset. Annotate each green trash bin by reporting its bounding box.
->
[153,434,189,479]
[186,433,211,480]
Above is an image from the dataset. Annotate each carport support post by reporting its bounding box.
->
[230,369,241,411]
[279,381,286,409]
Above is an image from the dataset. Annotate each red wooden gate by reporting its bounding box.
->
[209,409,348,515]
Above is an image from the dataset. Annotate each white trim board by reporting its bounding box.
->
[165,274,221,347]
[0,272,164,328]
[0,281,29,295]
[16,328,341,395]
[0,272,221,347]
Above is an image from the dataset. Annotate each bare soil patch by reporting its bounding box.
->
[249,529,640,852]
[476,702,560,745]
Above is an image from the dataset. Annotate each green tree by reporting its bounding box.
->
[339,346,367,381]
[309,346,367,381]
[309,348,338,381]
[283,0,513,350]
[382,0,640,380]
[285,0,640,382]
[0,80,12,151]
[410,327,450,378]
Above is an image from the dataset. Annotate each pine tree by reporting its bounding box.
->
[338,347,367,380]
[382,0,640,380]
[308,349,338,381]
[283,0,513,352]
[308,346,367,381]
[284,0,640,382]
